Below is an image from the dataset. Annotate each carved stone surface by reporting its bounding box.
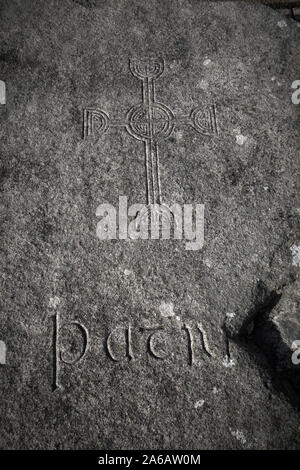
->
[0,0,299,449]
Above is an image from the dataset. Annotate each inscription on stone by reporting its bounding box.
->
[83,58,218,204]
[52,314,218,391]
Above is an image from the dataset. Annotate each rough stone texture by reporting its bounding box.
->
[252,279,300,370]
[0,0,299,450]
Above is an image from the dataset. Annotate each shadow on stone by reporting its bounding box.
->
[225,279,300,410]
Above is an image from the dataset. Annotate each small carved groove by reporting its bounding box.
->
[183,324,195,366]
[52,313,59,392]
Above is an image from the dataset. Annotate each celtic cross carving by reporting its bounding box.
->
[83,58,218,205]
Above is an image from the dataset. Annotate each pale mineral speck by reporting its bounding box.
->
[197,79,209,90]
[226,312,235,319]
[223,355,235,368]
[203,58,211,66]
[204,258,212,268]
[277,20,287,28]
[290,244,300,267]
[124,269,132,276]
[159,302,175,318]
[194,399,205,409]
[176,130,184,140]
[49,296,60,309]
[230,429,247,445]
[213,387,220,394]
[235,134,247,146]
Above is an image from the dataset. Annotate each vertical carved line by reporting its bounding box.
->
[208,107,213,135]
[154,141,162,204]
[212,103,218,135]
[183,324,195,366]
[127,325,134,360]
[144,141,151,205]
[147,76,156,205]
[146,77,153,109]
[83,109,87,139]
[52,313,60,392]
[149,138,156,205]
[142,78,147,104]
[90,111,94,135]
[197,323,214,358]
[152,78,156,102]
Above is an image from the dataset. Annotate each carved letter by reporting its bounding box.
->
[197,322,214,358]
[106,326,134,362]
[141,327,168,360]
[52,313,89,391]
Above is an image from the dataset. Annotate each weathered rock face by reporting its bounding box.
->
[0,0,299,450]
[252,279,300,371]
[272,280,300,367]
